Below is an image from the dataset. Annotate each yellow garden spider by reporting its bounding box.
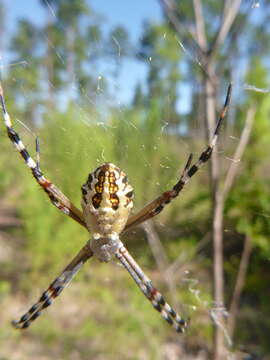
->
[0,83,231,333]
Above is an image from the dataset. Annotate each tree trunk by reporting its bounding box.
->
[204,67,226,360]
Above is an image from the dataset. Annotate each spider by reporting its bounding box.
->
[0,83,231,333]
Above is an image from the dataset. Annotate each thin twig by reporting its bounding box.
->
[165,231,211,277]
[159,0,205,61]
[211,104,255,359]
[227,235,252,338]
[192,0,207,51]
[210,0,242,56]
[142,221,169,272]
[142,221,179,306]
[223,106,256,198]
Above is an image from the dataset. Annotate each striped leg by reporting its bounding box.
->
[116,244,188,333]
[124,84,232,232]
[12,243,93,329]
[0,84,87,229]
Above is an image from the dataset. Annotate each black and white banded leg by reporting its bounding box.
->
[12,243,93,329]
[0,84,87,229]
[116,245,188,333]
[124,84,232,232]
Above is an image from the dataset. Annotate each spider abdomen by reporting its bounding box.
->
[81,163,134,237]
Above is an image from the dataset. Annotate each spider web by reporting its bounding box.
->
[0,1,269,359]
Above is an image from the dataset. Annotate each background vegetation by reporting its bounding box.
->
[0,1,270,359]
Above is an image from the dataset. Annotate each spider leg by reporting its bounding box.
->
[115,244,188,333]
[0,84,87,229]
[124,84,232,232]
[12,243,93,329]
[35,136,41,172]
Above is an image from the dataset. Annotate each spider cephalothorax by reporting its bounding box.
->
[0,83,231,333]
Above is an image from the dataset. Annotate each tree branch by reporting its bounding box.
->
[211,102,254,359]
[210,0,242,56]
[192,0,207,51]
[227,235,252,338]
[158,0,205,60]
[223,106,256,198]
[142,221,179,306]
[165,231,211,277]
[142,221,169,272]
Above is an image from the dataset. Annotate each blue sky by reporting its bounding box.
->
[5,0,163,105]
[3,1,265,112]
[8,1,162,38]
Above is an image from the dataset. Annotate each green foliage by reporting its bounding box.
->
[10,20,39,60]
[2,1,270,359]
[0,280,10,297]
[57,0,90,27]
[227,90,270,252]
